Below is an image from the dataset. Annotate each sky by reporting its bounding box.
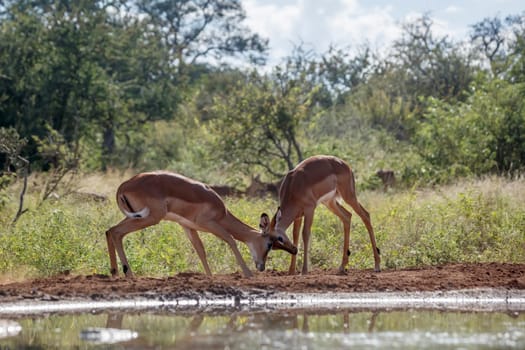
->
[243,0,524,66]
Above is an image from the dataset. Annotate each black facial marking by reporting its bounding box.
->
[123,265,129,274]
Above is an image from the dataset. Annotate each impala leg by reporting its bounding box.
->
[183,227,212,276]
[288,217,302,275]
[105,229,118,276]
[301,208,315,275]
[106,215,161,277]
[205,221,253,278]
[225,236,253,278]
[326,200,352,274]
[346,199,381,272]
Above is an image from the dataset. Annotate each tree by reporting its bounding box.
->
[470,13,525,78]
[0,127,28,221]
[318,45,371,104]
[0,0,268,170]
[344,15,477,141]
[134,0,268,73]
[392,14,475,103]
[415,79,525,178]
[210,70,316,178]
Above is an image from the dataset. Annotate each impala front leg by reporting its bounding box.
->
[301,208,315,275]
[183,227,212,275]
[205,221,254,278]
[325,200,353,274]
[288,217,302,275]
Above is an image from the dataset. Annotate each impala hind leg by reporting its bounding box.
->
[325,199,352,274]
[288,217,302,275]
[105,230,118,276]
[106,215,161,277]
[183,227,212,275]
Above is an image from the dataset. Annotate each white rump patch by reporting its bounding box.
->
[122,206,150,219]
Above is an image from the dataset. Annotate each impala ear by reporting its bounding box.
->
[259,213,270,234]
[275,207,282,223]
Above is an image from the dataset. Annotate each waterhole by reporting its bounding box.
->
[1,290,524,349]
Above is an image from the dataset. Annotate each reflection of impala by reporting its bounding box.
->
[106,172,297,278]
[260,155,381,274]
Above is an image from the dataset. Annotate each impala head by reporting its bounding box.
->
[246,213,275,272]
[259,210,297,256]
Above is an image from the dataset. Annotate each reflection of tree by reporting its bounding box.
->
[100,309,382,347]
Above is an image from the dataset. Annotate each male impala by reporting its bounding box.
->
[260,155,381,274]
[106,171,297,278]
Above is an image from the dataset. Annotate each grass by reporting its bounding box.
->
[0,173,523,280]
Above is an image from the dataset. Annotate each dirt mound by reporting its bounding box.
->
[1,263,524,303]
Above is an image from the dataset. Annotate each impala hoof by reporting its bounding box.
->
[256,262,265,272]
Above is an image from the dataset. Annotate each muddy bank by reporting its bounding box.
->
[0,263,524,304]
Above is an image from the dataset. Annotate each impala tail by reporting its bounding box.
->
[119,194,150,219]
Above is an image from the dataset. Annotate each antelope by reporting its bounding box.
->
[260,155,381,275]
[105,171,297,278]
[376,169,396,192]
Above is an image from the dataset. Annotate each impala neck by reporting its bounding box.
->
[276,203,301,232]
[220,211,260,243]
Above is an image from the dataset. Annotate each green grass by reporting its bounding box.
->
[0,174,523,280]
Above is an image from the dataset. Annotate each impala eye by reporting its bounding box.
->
[267,242,272,249]
[278,236,284,243]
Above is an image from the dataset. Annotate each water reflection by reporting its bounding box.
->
[0,308,523,349]
[0,319,22,339]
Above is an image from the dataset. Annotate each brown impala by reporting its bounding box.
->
[260,155,381,274]
[106,171,297,278]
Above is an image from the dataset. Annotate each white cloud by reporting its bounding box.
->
[243,0,302,62]
[244,0,519,66]
[445,5,461,14]
[244,0,404,65]
[328,5,400,50]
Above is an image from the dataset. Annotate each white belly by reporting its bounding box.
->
[317,189,338,204]
[164,212,205,231]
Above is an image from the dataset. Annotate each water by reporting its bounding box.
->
[1,308,524,349]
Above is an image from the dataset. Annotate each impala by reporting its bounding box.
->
[105,171,297,278]
[260,155,381,274]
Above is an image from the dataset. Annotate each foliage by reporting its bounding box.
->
[470,14,525,78]
[210,70,317,178]
[0,127,27,208]
[32,125,80,202]
[135,0,269,68]
[0,0,266,171]
[392,15,476,104]
[415,78,525,180]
